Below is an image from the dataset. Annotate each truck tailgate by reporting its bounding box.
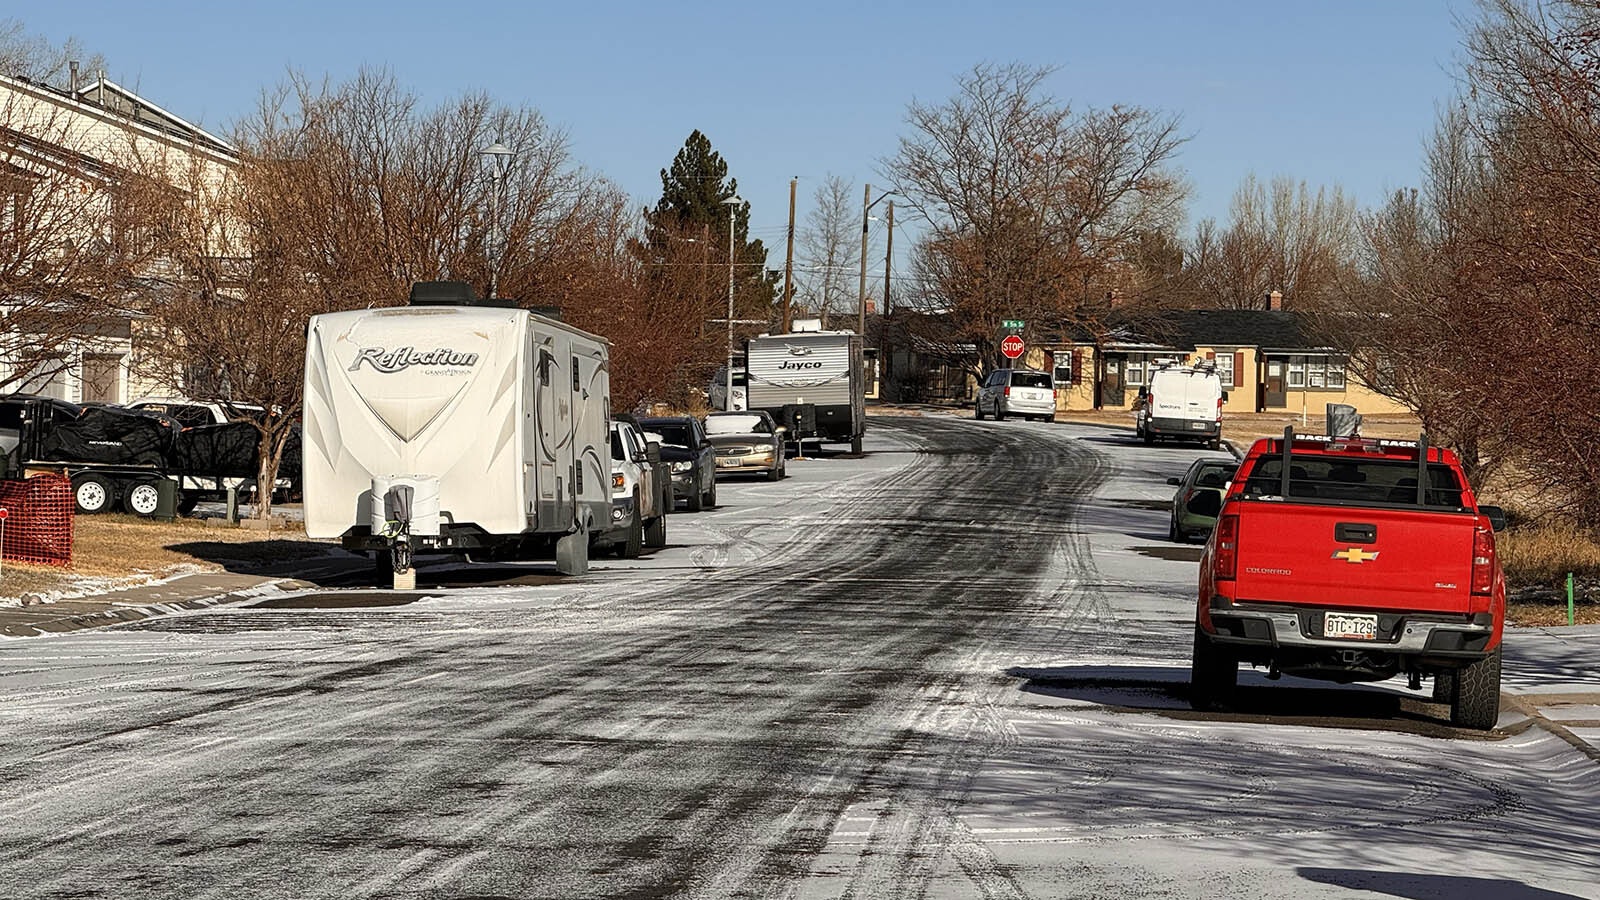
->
[1232,502,1479,613]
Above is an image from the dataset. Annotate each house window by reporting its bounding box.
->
[1215,352,1234,387]
[1287,355,1348,390]
[1126,358,1144,387]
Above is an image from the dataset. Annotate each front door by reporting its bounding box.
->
[1103,356,1126,407]
[1264,359,1287,408]
[534,339,574,528]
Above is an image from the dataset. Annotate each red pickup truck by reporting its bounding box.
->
[1192,429,1508,730]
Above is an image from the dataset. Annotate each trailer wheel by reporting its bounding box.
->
[123,479,162,517]
[1188,627,1237,711]
[71,473,115,514]
[555,527,589,576]
[1450,647,1502,730]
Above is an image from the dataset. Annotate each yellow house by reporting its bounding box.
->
[1040,309,1411,417]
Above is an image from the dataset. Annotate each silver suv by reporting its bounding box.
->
[975,369,1056,422]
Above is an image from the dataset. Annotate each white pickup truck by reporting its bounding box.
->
[599,420,672,557]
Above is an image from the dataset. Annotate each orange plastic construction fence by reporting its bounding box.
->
[0,474,75,567]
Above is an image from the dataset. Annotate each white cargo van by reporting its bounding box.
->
[302,282,611,582]
[1135,364,1226,449]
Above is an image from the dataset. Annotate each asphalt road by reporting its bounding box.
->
[0,415,1595,899]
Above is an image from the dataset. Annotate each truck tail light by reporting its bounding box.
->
[1004,386,1011,398]
[1471,526,1496,595]
[1214,512,1239,580]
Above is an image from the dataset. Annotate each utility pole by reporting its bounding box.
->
[881,199,894,399]
[721,196,745,411]
[857,182,870,337]
[783,177,796,333]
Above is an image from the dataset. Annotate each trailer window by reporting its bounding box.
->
[572,357,580,391]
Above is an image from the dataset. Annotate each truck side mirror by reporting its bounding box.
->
[1478,504,1507,532]
[1166,476,1181,486]
[1221,391,1230,402]
[645,442,662,465]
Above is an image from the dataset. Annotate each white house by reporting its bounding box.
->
[0,69,237,404]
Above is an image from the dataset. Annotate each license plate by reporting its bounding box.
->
[1190,421,1207,429]
[717,458,741,468]
[1323,612,1378,640]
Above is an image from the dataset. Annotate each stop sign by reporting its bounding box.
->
[1000,334,1025,359]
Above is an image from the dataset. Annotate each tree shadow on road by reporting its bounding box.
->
[1298,868,1587,900]
[1006,664,1502,740]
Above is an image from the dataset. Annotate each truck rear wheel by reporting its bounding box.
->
[645,514,667,548]
[1450,647,1502,730]
[1189,627,1238,711]
[555,527,590,576]
[703,478,717,509]
[1432,670,1456,704]
[851,434,863,454]
[685,486,703,512]
[617,498,644,559]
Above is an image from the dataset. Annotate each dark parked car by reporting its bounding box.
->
[1167,457,1237,542]
[637,415,717,511]
[704,411,786,481]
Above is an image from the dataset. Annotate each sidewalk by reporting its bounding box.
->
[0,571,313,637]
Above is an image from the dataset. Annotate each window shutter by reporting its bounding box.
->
[1072,349,1083,385]
[1233,351,1245,388]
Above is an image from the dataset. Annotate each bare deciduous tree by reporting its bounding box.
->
[129,68,627,516]
[887,62,1188,374]
[796,174,863,327]
[1187,174,1360,311]
[0,19,107,88]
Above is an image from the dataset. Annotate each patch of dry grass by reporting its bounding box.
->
[1497,523,1600,586]
[2,513,335,601]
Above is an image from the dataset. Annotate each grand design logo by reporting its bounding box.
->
[349,346,480,373]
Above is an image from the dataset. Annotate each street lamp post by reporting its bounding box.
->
[721,196,746,410]
[480,142,515,299]
[858,185,897,336]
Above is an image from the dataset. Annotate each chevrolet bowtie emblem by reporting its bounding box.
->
[1333,547,1380,563]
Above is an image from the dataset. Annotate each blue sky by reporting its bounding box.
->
[19,0,1468,249]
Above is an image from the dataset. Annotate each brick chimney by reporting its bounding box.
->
[1265,289,1283,311]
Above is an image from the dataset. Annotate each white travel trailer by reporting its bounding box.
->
[302,282,611,581]
[745,329,866,453]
